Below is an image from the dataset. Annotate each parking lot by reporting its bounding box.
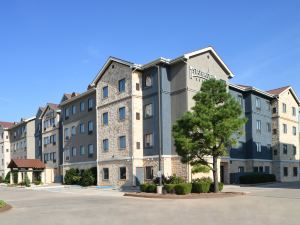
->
[1,182,300,225]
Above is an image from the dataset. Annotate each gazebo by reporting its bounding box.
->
[7,159,46,184]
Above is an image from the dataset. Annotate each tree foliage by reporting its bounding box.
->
[172,79,246,192]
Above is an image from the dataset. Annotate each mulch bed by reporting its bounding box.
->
[0,204,12,213]
[124,192,246,199]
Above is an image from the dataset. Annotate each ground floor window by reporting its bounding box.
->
[284,167,288,177]
[253,167,258,173]
[119,167,126,180]
[238,166,244,173]
[145,166,153,180]
[259,166,263,173]
[293,167,298,177]
[103,168,109,180]
[265,166,270,174]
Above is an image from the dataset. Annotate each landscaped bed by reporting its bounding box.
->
[0,200,11,213]
[124,192,245,199]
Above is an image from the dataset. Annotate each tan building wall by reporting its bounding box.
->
[0,129,11,177]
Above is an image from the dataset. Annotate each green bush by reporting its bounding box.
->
[33,180,43,185]
[0,200,6,208]
[174,183,192,195]
[192,177,213,183]
[0,176,3,183]
[24,173,31,187]
[64,168,81,185]
[209,182,224,192]
[164,184,176,193]
[165,175,186,184]
[4,172,10,184]
[139,183,148,192]
[239,173,276,184]
[192,181,211,193]
[80,169,95,187]
[146,184,157,193]
[12,171,18,184]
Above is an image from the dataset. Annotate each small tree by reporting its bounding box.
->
[173,79,246,192]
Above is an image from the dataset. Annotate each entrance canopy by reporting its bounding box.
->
[7,159,45,170]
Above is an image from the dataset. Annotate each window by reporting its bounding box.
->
[102,112,108,125]
[72,147,76,157]
[273,129,277,135]
[283,124,288,134]
[103,168,109,180]
[274,149,278,156]
[136,112,140,120]
[80,102,85,112]
[272,107,277,114]
[238,167,244,173]
[119,107,126,121]
[136,142,140,149]
[145,166,153,180]
[267,123,271,132]
[103,139,109,152]
[103,86,108,98]
[145,133,153,148]
[284,167,288,177]
[80,123,85,133]
[256,142,261,152]
[118,79,126,93]
[293,146,297,155]
[256,120,261,132]
[259,166,263,173]
[88,98,93,110]
[253,167,258,173]
[265,166,270,174]
[283,144,288,154]
[145,74,152,87]
[119,167,126,180]
[88,121,93,133]
[136,83,140,91]
[72,105,76,115]
[144,104,153,118]
[64,128,69,140]
[293,167,298,177]
[255,98,261,110]
[266,101,271,111]
[71,126,76,136]
[282,103,287,113]
[237,95,243,105]
[65,108,70,119]
[88,144,94,157]
[65,148,70,161]
[267,144,271,151]
[292,107,296,116]
[80,145,85,155]
[293,126,297,136]
[119,136,126,149]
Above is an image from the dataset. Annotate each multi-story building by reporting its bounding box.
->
[267,86,300,182]
[40,103,61,183]
[34,106,44,160]
[89,47,233,187]
[0,121,14,178]
[9,117,36,160]
[224,84,274,183]
[59,88,97,178]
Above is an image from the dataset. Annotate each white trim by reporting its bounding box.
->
[62,161,97,166]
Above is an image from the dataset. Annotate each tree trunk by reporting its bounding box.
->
[213,156,219,193]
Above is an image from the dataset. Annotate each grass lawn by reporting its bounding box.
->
[0,200,7,208]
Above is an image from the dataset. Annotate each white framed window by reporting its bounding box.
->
[255,98,261,110]
[144,103,153,118]
[72,147,76,157]
[283,124,287,134]
[88,144,94,157]
[80,145,85,155]
[145,133,153,148]
[88,121,93,133]
[282,103,287,113]
[293,126,297,136]
[256,142,261,152]
[145,74,152,87]
[80,123,85,133]
[71,126,76,136]
[80,101,85,112]
[256,120,261,132]
[103,168,109,180]
[72,105,76,115]
[119,167,126,180]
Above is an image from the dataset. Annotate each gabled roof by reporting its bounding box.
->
[0,121,14,129]
[40,103,60,119]
[59,88,96,107]
[8,117,36,130]
[90,46,233,86]
[267,86,300,105]
[229,83,274,98]
[7,159,45,169]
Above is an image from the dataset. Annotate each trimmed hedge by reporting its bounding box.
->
[174,183,192,195]
[164,184,176,193]
[140,183,157,193]
[209,182,224,192]
[239,173,276,184]
[192,181,211,193]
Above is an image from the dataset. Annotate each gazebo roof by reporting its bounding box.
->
[7,159,45,169]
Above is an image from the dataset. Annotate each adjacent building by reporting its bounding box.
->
[40,103,61,183]
[0,121,14,178]
[34,106,44,161]
[59,88,97,178]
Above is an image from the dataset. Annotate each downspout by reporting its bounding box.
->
[156,65,162,186]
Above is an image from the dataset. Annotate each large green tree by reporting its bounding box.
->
[172,79,246,192]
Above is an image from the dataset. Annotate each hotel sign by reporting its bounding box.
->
[189,65,216,81]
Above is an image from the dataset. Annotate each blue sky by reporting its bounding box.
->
[1,0,300,121]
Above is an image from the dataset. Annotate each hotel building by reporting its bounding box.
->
[0,122,14,178]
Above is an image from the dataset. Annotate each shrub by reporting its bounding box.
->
[239,173,276,184]
[165,175,185,184]
[0,200,6,208]
[12,171,18,184]
[0,176,3,183]
[146,184,157,193]
[192,181,211,193]
[4,172,10,184]
[174,183,192,195]
[24,173,31,187]
[80,169,95,187]
[192,177,213,183]
[90,167,97,185]
[164,184,176,194]
[64,168,81,185]
[139,183,148,192]
[209,182,224,192]
[34,180,43,185]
